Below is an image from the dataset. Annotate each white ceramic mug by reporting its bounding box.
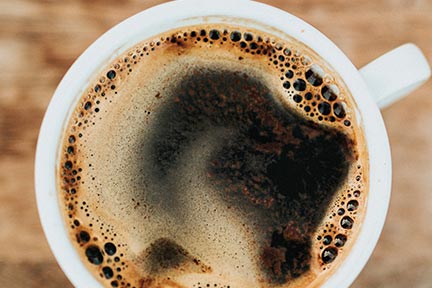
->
[35,0,431,287]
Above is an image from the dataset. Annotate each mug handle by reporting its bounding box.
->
[359,43,431,108]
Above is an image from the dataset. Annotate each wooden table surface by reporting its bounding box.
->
[0,0,431,287]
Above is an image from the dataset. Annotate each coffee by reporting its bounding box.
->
[58,24,367,288]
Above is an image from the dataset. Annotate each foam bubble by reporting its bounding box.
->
[333,102,346,118]
[104,242,117,256]
[293,79,307,91]
[321,247,338,264]
[341,216,354,229]
[305,64,324,87]
[334,234,347,247]
[85,245,104,265]
[107,70,116,80]
[322,235,332,245]
[318,102,331,115]
[102,266,114,279]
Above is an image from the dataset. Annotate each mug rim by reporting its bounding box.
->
[35,0,392,287]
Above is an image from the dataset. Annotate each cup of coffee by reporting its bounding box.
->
[35,1,431,287]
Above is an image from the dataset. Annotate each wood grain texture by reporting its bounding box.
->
[0,0,430,287]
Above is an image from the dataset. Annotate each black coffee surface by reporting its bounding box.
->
[148,68,352,282]
[58,25,367,288]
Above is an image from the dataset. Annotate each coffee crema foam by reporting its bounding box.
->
[58,24,368,288]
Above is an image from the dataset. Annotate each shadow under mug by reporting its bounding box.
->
[35,0,431,287]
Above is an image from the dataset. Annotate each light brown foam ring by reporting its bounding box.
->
[58,25,367,288]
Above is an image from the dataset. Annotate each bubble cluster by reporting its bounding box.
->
[314,164,365,269]
[202,29,353,127]
[58,24,367,287]
[194,283,231,288]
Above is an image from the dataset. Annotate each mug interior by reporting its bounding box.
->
[35,1,391,287]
